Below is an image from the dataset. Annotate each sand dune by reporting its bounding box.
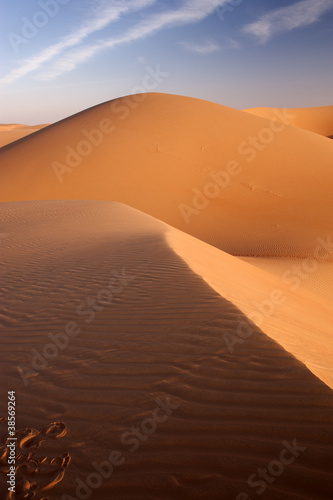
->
[0,123,49,148]
[0,200,332,500]
[0,93,332,259]
[0,93,332,499]
[244,105,333,138]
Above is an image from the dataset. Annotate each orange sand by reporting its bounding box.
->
[0,200,332,500]
[0,123,49,148]
[0,94,332,500]
[244,105,333,138]
[0,94,332,259]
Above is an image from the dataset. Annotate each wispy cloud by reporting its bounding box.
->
[0,0,156,86]
[243,0,333,43]
[179,35,240,54]
[36,0,231,80]
[179,39,222,54]
[224,37,241,50]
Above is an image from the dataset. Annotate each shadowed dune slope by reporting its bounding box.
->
[0,93,332,258]
[0,200,332,500]
[243,106,333,138]
[0,123,49,148]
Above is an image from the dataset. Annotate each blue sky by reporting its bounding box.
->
[1,0,332,124]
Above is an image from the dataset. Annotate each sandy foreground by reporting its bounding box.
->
[0,200,332,500]
[0,124,49,148]
[0,94,332,499]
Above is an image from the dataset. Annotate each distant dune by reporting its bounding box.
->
[0,123,49,148]
[0,93,332,259]
[0,200,332,500]
[244,105,333,138]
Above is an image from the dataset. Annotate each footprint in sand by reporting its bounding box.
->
[0,421,70,500]
[18,422,67,451]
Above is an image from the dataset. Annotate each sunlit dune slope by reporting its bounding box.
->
[0,200,332,500]
[241,257,333,303]
[0,123,49,148]
[244,105,333,138]
[0,93,332,258]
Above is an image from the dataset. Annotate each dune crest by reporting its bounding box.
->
[167,228,333,389]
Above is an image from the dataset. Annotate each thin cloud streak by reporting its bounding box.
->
[0,0,156,86]
[179,40,222,54]
[179,36,241,55]
[243,0,333,42]
[37,0,231,80]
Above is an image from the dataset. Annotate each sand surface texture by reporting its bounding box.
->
[0,200,332,500]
